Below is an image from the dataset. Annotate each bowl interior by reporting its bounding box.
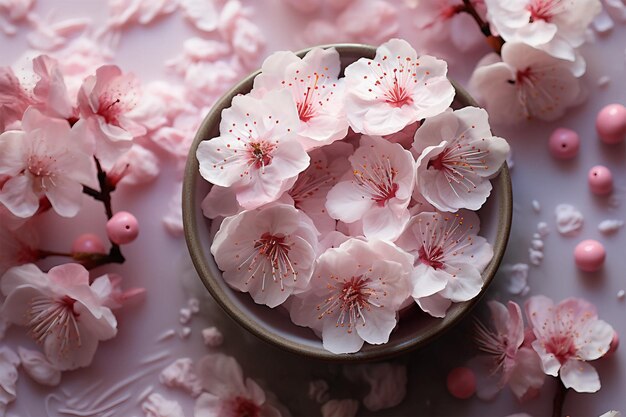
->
[183,44,512,362]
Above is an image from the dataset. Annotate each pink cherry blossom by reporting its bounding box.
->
[484,0,600,66]
[252,47,349,151]
[183,57,244,108]
[0,346,19,415]
[195,352,284,417]
[201,185,241,220]
[413,107,510,212]
[126,81,192,132]
[30,55,77,120]
[472,301,545,400]
[344,38,454,136]
[469,42,582,124]
[289,238,413,354]
[230,18,266,70]
[411,0,486,52]
[77,65,146,168]
[326,135,415,241]
[0,108,96,218]
[0,263,118,371]
[526,295,614,393]
[196,90,309,210]
[0,66,33,132]
[321,399,359,417]
[17,347,62,386]
[396,211,493,317]
[211,204,318,308]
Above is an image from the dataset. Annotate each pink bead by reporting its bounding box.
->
[607,332,619,357]
[596,103,626,144]
[588,165,613,195]
[72,233,106,254]
[446,367,476,399]
[574,239,606,272]
[548,128,580,159]
[106,211,139,245]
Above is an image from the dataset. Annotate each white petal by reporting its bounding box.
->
[560,359,600,393]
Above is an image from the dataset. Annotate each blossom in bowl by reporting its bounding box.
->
[195,352,284,417]
[344,38,454,136]
[0,108,96,218]
[525,295,614,393]
[252,47,349,151]
[395,210,493,317]
[326,135,415,241]
[289,238,413,354]
[412,107,509,212]
[469,42,582,124]
[196,90,309,210]
[77,64,146,168]
[0,263,118,371]
[472,300,545,400]
[484,0,600,66]
[211,204,318,308]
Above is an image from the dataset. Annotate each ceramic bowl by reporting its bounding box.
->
[183,44,512,362]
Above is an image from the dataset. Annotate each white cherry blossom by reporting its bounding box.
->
[526,295,614,393]
[326,135,415,242]
[0,263,118,371]
[289,238,413,354]
[0,108,96,218]
[211,204,318,308]
[469,42,582,124]
[252,47,349,150]
[196,90,309,210]
[412,107,509,212]
[484,0,601,66]
[396,211,493,317]
[344,38,454,136]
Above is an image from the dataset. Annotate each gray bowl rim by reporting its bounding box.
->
[182,43,513,362]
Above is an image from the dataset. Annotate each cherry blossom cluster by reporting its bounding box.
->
[197,39,511,354]
[410,0,605,124]
[0,53,153,385]
[471,296,616,403]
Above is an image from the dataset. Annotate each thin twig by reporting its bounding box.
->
[459,0,505,54]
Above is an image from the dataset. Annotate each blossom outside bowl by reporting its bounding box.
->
[182,44,513,362]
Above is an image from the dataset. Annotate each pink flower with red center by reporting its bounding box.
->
[325,135,415,241]
[396,211,492,317]
[0,108,97,218]
[252,47,349,151]
[412,107,510,212]
[211,204,318,308]
[343,38,454,136]
[469,42,582,124]
[470,301,545,400]
[484,0,600,67]
[525,295,614,393]
[0,263,118,371]
[77,64,146,169]
[289,238,413,354]
[195,352,284,417]
[196,90,310,210]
